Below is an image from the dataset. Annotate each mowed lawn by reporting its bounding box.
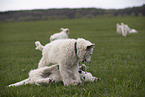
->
[0,17,145,97]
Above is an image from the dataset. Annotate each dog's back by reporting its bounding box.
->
[38,39,76,68]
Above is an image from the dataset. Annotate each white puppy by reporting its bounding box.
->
[38,38,95,86]
[50,28,69,42]
[8,64,98,87]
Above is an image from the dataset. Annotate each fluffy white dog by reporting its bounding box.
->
[38,38,95,85]
[50,28,69,42]
[8,64,98,87]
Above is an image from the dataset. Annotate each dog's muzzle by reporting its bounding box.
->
[82,59,91,63]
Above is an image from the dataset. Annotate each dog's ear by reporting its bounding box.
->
[60,28,64,31]
[66,28,69,31]
[66,29,69,33]
[86,44,95,51]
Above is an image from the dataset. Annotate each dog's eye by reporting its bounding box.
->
[78,70,82,73]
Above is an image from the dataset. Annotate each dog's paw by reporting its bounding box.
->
[8,85,12,87]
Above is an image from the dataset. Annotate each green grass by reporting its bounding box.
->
[0,17,145,97]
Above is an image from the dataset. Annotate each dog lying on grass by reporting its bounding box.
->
[8,64,98,87]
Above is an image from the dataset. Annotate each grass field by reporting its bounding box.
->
[0,17,145,97]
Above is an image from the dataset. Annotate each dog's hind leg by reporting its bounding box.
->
[8,78,31,87]
[36,78,55,84]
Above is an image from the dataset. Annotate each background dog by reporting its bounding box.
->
[50,28,69,42]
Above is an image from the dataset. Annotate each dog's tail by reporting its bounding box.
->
[35,41,44,51]
[8,78,31,87]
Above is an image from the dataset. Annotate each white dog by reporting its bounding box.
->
[50,28,69,42]
[8,64,98,87]
[38,38,95,85]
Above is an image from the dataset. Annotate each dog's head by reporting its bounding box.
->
[77,38,95,63]
[79,71,98,82]
[60,28,69,35]
[82,44,95,63]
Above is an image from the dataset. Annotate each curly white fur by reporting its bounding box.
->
[35,41,44,51]
[50,28,69,42]
[79,71,98,82]
[8,65,61,87]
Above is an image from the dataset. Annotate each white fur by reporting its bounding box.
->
[8,64,98,87]
[129,29,138,33]
[38,38,95,85]
[116,23,127,36]
[116,23,122,34]
[35,41,44,51]
[79,71,98,82]
[50,28,69,42]
[116,23,138,37]
[121,23,127,37]
[8,65,61,87]
[124,25,130,35]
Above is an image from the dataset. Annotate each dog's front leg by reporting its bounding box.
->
[72,64,81,84]
[59,65,72,86]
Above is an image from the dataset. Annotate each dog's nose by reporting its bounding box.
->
[78,70,82,73]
